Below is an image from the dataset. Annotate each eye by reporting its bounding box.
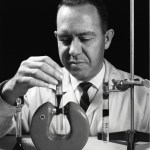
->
[58,35,72,45]
[61,38,71,45]
[79,37,92,43]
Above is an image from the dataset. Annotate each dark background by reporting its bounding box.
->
[0,0,149,82]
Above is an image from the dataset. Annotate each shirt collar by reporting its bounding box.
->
[70,63,105,91]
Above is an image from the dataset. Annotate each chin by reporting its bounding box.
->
[66,64,93,81]
[70,70,91,81]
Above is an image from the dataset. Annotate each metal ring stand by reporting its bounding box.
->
[98,0,150,149]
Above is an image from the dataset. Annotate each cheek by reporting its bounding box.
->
[88,41,105,64]
[58,45,68,65]
[57,44,62,58]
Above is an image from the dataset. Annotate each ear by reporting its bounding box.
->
[54,31,57,38]
[104,29,114,50]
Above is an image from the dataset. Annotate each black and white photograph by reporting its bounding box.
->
[0,0,149,150]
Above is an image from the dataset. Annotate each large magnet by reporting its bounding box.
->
[30,102,89,150]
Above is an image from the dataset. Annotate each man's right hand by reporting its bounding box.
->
[1,56,63,105]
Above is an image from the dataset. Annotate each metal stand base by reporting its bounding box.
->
[98,130,150,150]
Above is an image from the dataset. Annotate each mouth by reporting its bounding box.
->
[67,60,86,68]
[68,60,85,64]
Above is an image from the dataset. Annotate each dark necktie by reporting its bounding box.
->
[79,82,92,112]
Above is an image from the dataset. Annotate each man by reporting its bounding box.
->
[0,0,149,139]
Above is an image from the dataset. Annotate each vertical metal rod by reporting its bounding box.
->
[130,0,134,131]
[102,82,109,142]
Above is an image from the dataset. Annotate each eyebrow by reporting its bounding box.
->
[57,31,96,37]
[77,31,96,37]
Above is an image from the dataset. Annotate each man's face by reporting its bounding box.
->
[56,4,106,81]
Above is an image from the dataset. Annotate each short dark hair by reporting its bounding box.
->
[57,0,109,34]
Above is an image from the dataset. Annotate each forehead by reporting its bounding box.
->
[56,4,101,34]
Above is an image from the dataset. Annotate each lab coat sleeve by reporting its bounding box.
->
[0,87,17,138]
[0,80,18,138]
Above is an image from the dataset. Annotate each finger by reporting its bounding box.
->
[21,67,59,85]
[28,56,62,73]
[22,60,63,81]
[21,77,50,89]
[39,63,63,81]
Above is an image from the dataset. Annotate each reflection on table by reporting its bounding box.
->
[0,135,149,150]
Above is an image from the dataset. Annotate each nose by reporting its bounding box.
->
[69,37,82,56]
